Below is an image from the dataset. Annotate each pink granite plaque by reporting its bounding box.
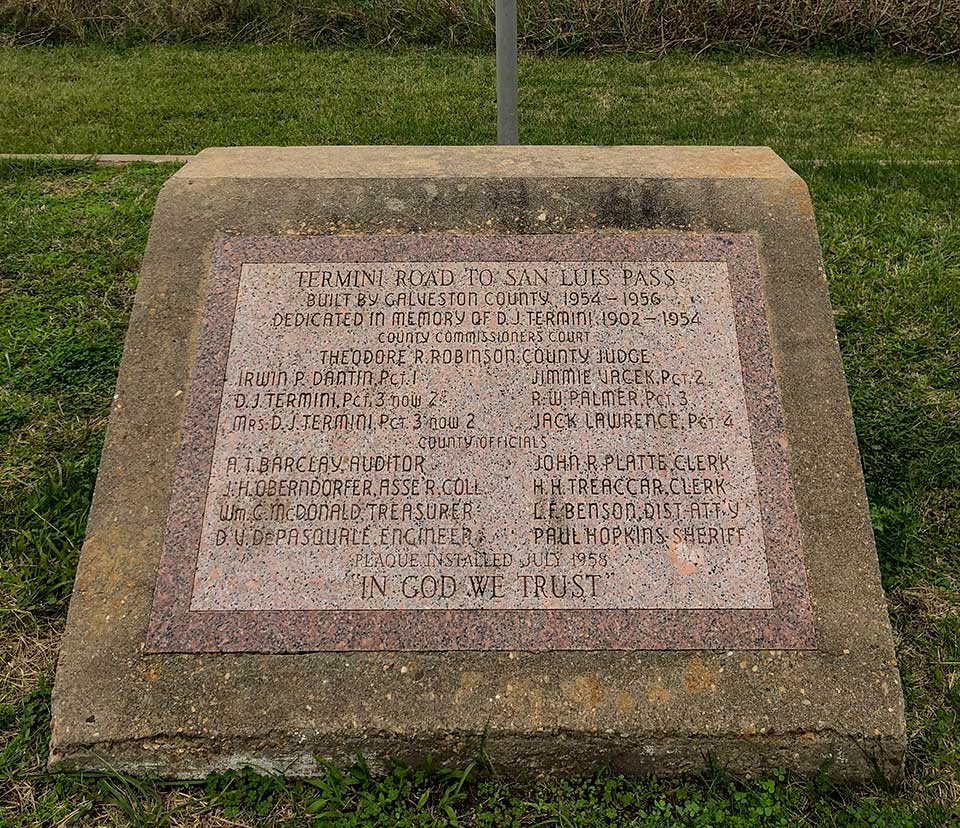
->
[147,234,814,651]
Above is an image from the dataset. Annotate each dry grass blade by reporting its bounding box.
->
[0,0,958,55]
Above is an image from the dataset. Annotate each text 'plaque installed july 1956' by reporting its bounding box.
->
[147,234,813,652]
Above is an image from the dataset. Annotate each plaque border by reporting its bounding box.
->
[146,233,816,652]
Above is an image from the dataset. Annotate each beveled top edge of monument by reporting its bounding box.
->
[174,145,798,181]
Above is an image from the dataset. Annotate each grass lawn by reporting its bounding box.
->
[0,47,959,160]
[1,46,959,827]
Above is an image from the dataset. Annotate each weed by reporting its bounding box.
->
[205,767,285,818]
[1,0,958,56]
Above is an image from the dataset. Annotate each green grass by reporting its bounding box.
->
[2,160,958,828]
[1,47,959,828]
[0,47,959,160]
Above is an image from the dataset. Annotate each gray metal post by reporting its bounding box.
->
[496,0,519,144]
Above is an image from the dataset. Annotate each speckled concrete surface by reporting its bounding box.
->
[49,146,904,781]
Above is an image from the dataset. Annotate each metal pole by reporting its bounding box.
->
[496,0,519,145]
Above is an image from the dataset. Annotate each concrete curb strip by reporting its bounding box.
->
[1,152,958,167]
[0,153,194,165]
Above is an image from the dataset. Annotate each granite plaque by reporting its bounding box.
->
[147,234,814,652]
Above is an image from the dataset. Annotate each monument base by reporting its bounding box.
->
[50,146,904,781]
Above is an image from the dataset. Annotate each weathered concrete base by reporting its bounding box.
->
[50,146,905,781]
[51,725,899,782]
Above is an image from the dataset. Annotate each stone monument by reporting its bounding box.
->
[50,146,905,780]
